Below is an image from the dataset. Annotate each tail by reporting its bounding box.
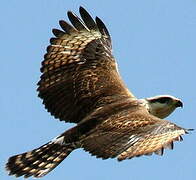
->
[6,136,76,178]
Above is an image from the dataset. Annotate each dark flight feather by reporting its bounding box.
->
[6,7,191,179]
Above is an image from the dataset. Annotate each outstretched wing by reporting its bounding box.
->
[81,107,189,160]
[37,7,135,123]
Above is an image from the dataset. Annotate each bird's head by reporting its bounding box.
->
[143,95,183,119]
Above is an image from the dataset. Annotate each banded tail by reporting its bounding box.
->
[6,136,76,178]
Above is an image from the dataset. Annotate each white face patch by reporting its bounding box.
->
[140,95,181,119]
[146,98,177,119]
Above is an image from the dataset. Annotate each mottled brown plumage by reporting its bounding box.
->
[6,6,191,178]
[37,7,133,123]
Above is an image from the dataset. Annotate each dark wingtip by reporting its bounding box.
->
[79,6,89,16]
[52,28,65,37]
[5,158,14,176]
[79,6,85,12]
[59,20,76,34]
[5,162,10,173]
[79,6,97,30]
[185,128,194,134]
[95,16,111,41]
[50,37,57,44]
[67,11,73,19]
[67,10,87,31]
[154,147,164,156]
[164,141,174,150]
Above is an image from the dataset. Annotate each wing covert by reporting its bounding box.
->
[81,108,188,160]
[37,7,135,123]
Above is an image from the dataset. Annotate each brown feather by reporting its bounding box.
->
[37,7,134,123]
[6,7,191,179]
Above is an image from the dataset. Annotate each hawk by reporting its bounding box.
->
[6,6,192,178]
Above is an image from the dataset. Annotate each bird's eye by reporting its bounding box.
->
[157,97,171,104]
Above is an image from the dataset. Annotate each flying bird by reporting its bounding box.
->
[6,6,192,178]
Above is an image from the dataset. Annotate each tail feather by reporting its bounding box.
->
[6,141,74,178]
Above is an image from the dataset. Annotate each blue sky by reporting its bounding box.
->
[1,0,196,179]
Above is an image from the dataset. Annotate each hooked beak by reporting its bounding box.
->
[175,100,183,108]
